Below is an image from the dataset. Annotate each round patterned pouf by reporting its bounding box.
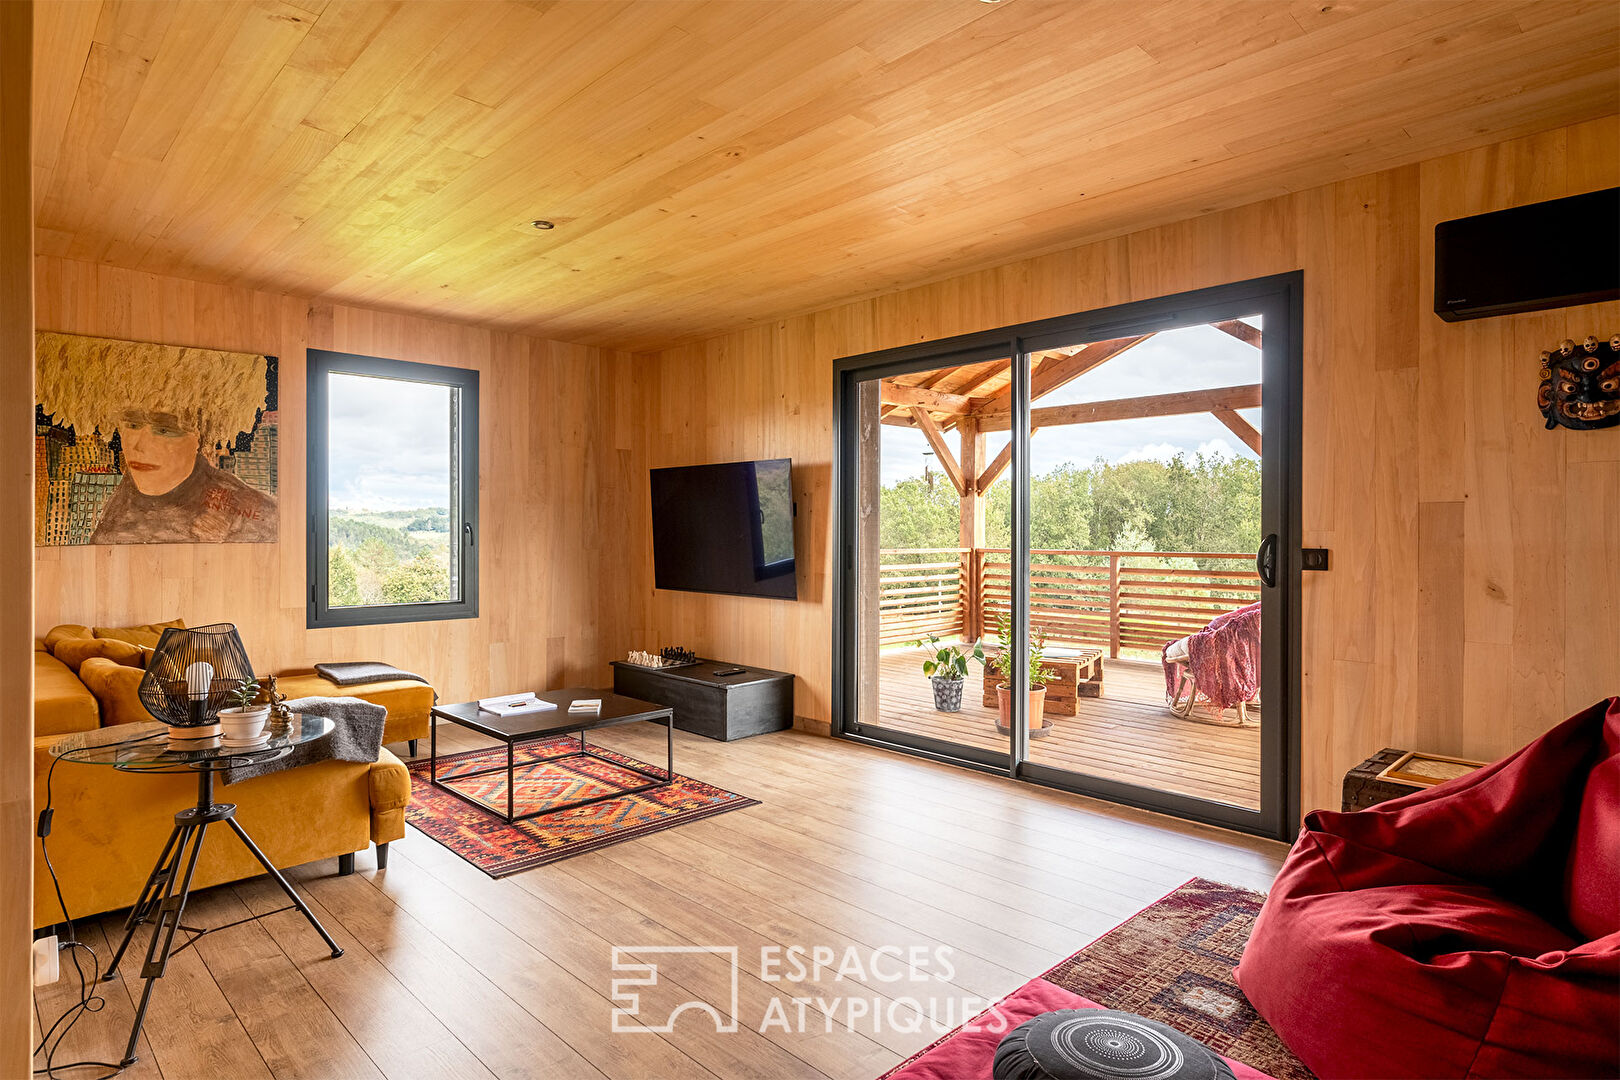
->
[991,1009,1237,1080]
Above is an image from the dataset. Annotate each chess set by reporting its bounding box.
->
[624,646,700,669]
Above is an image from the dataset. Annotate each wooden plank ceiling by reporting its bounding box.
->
[30,0,1620,351]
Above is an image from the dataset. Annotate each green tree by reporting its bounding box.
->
[878,476,960,550]
[380,552,451,604]
[328,546,361,607]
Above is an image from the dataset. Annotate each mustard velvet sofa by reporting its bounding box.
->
[32,627,416,930]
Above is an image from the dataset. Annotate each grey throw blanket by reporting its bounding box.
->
[224,697,386,785]
[315,660,428,686]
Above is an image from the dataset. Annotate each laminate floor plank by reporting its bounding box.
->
[178,886,384,1080]
[30,917,163,1080]
[230,875,500,1080]
[288,866,611,1080]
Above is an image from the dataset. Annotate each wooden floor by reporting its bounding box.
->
[873,650,1262,811]
[34,724,1287,1080]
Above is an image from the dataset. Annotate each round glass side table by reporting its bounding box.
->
[48,715,343,1067]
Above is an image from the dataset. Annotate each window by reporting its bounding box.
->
[306,349,478,627]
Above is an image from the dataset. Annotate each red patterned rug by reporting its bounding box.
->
[878,878,1312,1080]
[405,738,759,877]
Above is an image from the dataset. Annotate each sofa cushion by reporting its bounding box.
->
[77,657,153,727]
[275,672,433,747]
[34,651,99,736]
[1564,715,1620,940]
[52,636,147,674]
[42,624,92,655]
[92,618,184,649]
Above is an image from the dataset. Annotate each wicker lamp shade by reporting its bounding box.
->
[139,623,254,739]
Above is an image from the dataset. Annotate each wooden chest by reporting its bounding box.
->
[1341,747,1422,811]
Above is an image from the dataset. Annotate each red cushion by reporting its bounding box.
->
[1565,715,1620,940]
[1236,698,1620,1079]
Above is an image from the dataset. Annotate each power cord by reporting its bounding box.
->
[34,732,164,1079]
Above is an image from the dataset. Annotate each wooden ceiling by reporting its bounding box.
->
[31,1,1620,350]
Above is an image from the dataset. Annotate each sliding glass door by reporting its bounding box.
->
[835,274,1302,839]
[842,348,1015,769]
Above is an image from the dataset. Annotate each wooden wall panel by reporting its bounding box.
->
[598,116,1620,815]
[33,257,623,706]
[2,3,34,1070]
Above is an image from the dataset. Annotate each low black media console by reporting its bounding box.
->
[609,658,793,741]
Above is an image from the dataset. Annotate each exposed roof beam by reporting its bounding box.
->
[975,335,1152,417]
[880,381,972,414]
[909,407,966,496]
[977,384,1262,432]
[1212,320,1262,348]
[1210,407,1261,455]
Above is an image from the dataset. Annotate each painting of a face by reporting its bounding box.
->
[119,408,201,495]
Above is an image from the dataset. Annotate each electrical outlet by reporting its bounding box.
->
[32,935,60,986]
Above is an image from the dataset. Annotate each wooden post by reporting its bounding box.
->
[1108,553,1122,658]
[957,417,985,641]
[0,4,33,1072]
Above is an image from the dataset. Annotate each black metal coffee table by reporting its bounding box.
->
[429,688,674,823]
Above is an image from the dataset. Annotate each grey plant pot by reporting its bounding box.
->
[931,675,966,712]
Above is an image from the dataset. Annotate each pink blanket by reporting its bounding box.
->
[1162,601,1262,711]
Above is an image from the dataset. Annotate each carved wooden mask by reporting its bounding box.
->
[1539,336,1620,431]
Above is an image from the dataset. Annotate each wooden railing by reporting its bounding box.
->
[879,547,1259,655]
[876,547,970,646]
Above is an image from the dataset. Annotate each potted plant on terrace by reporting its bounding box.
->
[911,634,983,712]
[988,613,1056,734]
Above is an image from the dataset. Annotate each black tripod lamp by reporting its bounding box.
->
[139,624,254,740]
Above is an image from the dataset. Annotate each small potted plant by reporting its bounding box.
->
[912,634,983,712]
[218,676,269,743]
[988,613,1056,733]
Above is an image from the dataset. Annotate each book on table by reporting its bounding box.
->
[477,692,555,717]
[568,698,602,715]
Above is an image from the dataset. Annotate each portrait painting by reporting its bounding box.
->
[35,332,279,545]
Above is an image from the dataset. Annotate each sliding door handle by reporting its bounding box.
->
[1256,534,1278,589]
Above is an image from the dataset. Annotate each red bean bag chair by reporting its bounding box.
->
[1235,698,1620,1079]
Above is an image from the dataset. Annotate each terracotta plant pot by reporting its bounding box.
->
[996,684,1047,731]
[931,675,965,712]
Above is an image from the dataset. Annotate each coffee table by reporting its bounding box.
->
[429,688,674,823]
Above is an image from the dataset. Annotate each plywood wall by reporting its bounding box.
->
[2,2,34,1071]
[33,257,623,705]
[597,116,1620,815]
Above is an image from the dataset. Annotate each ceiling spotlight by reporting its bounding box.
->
[531,220,555,231]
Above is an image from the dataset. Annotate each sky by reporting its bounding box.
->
[328,373,453,511]
[880,320,1263,486]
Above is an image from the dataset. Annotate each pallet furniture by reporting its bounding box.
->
[980,645,1104,717]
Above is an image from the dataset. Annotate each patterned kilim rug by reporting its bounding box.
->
[405,738,759,878]
[878,878,1312,1080]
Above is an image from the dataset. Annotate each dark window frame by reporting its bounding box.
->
[306,348,479,628]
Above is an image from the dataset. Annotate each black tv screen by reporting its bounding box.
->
[650,459,797,600]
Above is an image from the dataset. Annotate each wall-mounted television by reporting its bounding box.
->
[650,459,797,600]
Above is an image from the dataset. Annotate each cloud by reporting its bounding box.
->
[327,374,455,511]
[1114,442,1181,464]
